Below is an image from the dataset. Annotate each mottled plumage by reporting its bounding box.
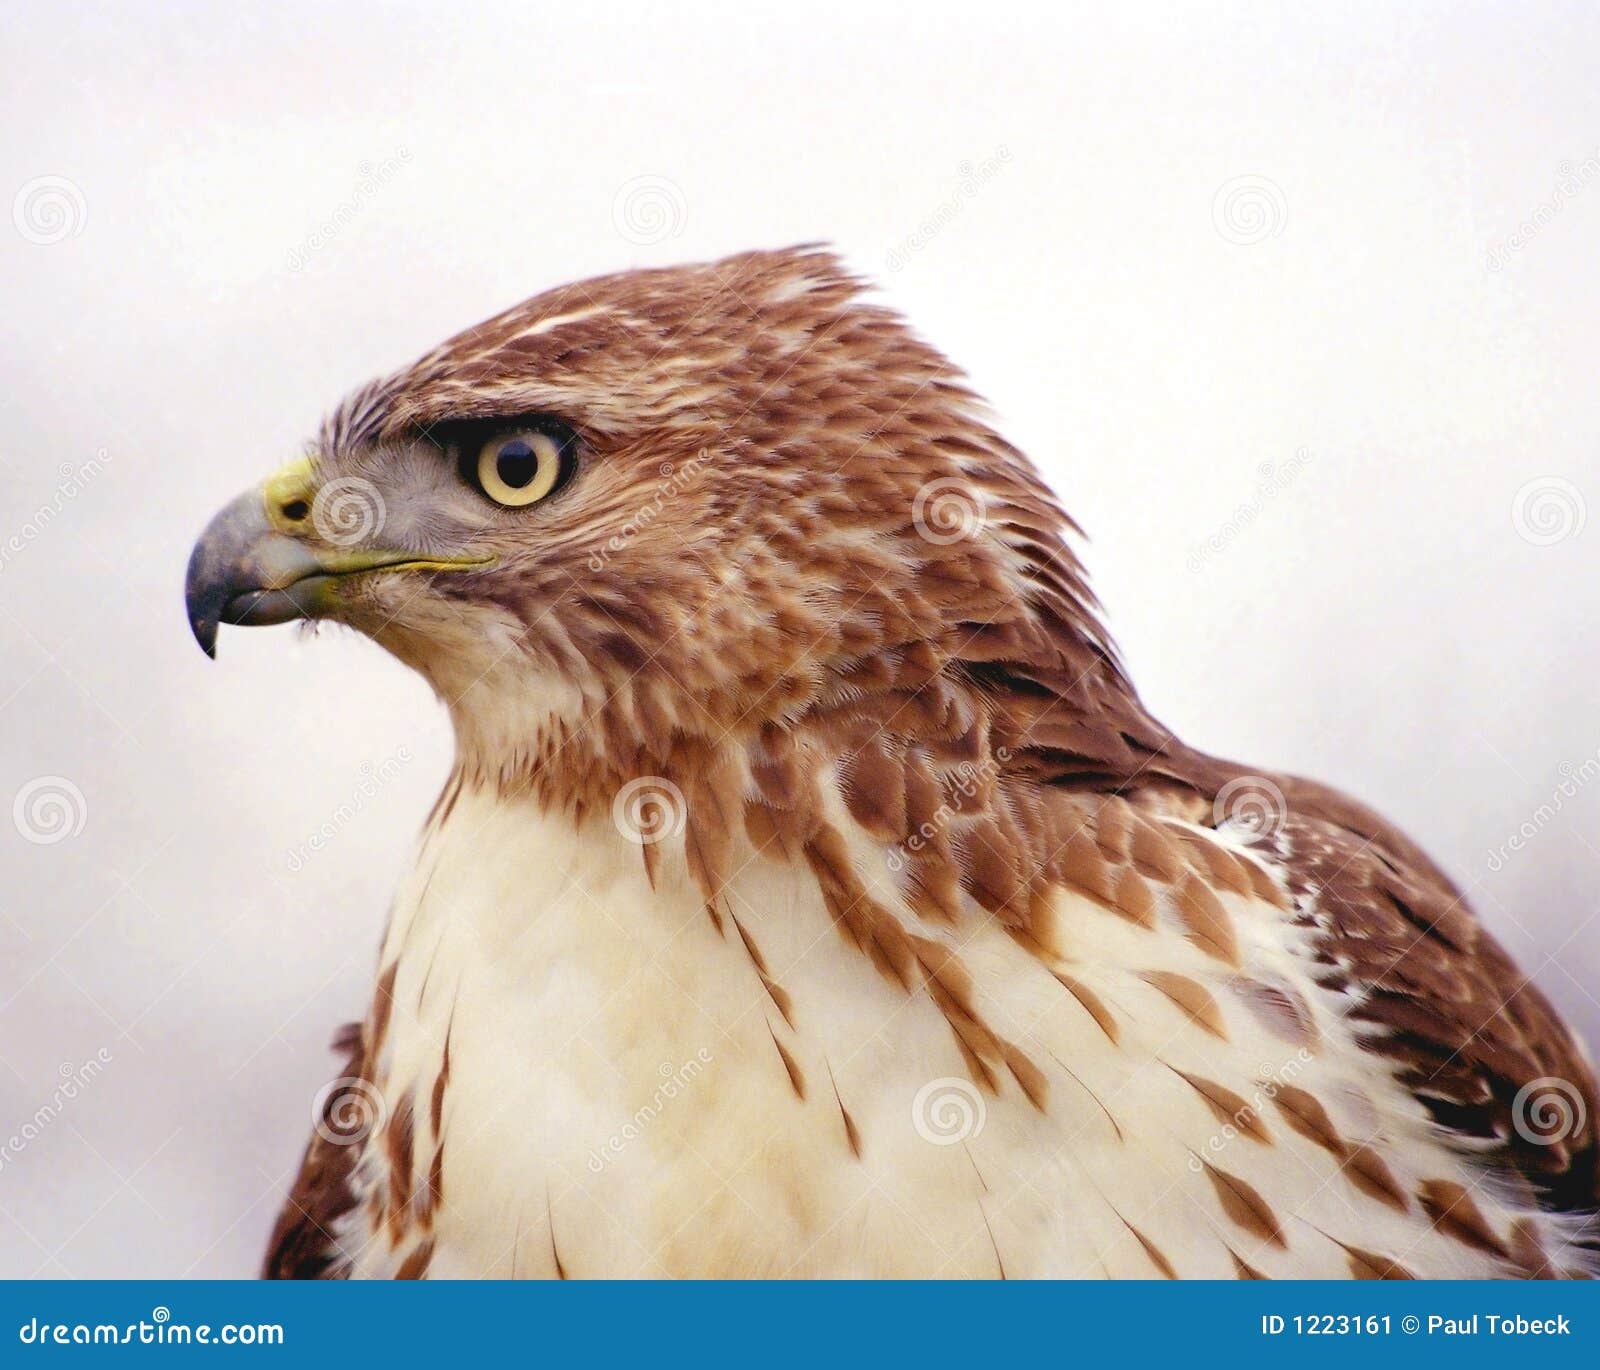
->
[187,246,1597,1279]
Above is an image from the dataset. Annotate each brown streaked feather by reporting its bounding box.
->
[1052,970,1121,1046]
[768,1024,808,1101]
[1228,1248,1269,1279]
[1200,1159,1287,1248]
[1418,1178,1510,1258]
[1143,971,1229,1041]
[394,1240,433,1280]
[1282,812,1598,1224]
[1175,1070,1272,1144]
[825,1061,863,1160]
[1125,1222,1178,1279]
[1271,1084,1347,1160]
[1342,1244,1416,1280]
[1173,874,1241,966]
[1345,1144,1413,1214]
[261,1023,364,1280]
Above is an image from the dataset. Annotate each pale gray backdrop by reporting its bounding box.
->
[1,1,1596,1276]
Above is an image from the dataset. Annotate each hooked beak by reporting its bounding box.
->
[184,463,492,658]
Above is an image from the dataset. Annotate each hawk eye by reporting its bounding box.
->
[473,429,573,508]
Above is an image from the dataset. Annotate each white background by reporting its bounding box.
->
[0,1,1596,1276]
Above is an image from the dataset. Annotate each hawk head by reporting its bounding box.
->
[186,245,1146,802]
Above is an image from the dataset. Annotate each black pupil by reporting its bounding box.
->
[496,439,539,489]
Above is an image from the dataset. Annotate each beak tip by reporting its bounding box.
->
[186,488,271,660]
[187,606,218,658]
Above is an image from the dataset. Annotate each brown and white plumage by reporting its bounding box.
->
[186,246,1597,1279]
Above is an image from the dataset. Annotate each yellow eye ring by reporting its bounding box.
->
[476,431,565,507]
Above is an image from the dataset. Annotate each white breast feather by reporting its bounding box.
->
[334,784,1559,1278]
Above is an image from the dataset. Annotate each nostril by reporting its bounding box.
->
[281,499,310,523]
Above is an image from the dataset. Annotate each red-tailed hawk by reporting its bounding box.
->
[186,246,1597,1278]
